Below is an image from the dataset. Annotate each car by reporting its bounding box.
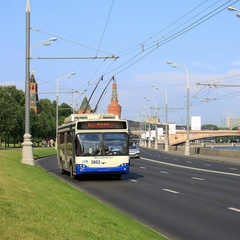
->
[129,145,140,158]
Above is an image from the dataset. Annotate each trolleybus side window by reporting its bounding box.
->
[59,133,65,154]
[66,131,73,155]
[75,135,81,156]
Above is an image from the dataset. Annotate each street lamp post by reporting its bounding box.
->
[56,72,75,145]
[144,97,158,149]
[137,110,147,147]
[141,104,151,148]
[22,0,34,165]
[22,1,57,165]
[71,89,86,114]
[167,61,190,155]
[152,84,169,151]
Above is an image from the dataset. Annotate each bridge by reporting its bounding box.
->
[130,130,240,146]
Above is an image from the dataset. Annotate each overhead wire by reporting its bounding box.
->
[95,0,115,56]
[31,0,239,114]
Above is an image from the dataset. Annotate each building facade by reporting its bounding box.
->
[227,117,240,129]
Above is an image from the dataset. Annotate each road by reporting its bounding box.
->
[37,147,240,240]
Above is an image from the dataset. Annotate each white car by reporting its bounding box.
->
[129,145,140,158]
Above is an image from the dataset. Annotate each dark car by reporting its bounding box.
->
[129,145,140,158]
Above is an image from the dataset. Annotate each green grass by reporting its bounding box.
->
[0,148,168,240]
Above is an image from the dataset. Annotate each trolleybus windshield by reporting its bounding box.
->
[76,132,128,156]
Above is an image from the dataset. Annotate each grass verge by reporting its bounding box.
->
[0,148,168,240]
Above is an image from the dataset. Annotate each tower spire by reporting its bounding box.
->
[107,75,122,118]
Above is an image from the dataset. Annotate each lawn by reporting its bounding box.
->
[0,147,168,240]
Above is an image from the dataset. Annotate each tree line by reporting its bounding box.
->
[0,85,72,147]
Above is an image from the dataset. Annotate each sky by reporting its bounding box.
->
[1,0,240,127]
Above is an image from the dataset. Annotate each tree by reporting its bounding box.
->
[201,124,219,130]
[37,99,56,140]
[0,86,75,147]
[0,86,25,146]
[58,103,72,125]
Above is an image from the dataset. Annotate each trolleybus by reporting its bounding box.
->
[57,113,130,179]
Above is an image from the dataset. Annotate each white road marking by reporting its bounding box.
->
[140,166,146,169]
[187,161,192,164]
[173,159,178,161]
[140,157,240,177]
[228,167,238,171]
[160,171,168,174]
[191,177,205,181]
[131,179,138,183]
[204,164,211,167]
[228,207,240,213]
[163,189,179,194]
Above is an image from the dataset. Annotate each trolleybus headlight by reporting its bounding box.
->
[79,164,87,168]
[120,163,128,167]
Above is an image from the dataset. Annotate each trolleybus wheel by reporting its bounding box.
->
[70,164,75,179]
[115,174,122,180]
[60,160,65,174]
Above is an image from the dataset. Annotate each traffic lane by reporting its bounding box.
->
[140,147,240,174]
[134,156,240,211]
[36,156,240,240]
[130,158,240,240]
[36,157,177,237]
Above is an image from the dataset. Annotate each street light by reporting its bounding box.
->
[228,6,240,18]
[152,84,169,152]
[22,0,34,165]
[141,104,151,148]
[30,38,57,58]
[22,34,57,163]
[137,110,147,147]
[71,89,87,114]
[167,61,190,155]
[56,72,75,144]
[144,97,158,149]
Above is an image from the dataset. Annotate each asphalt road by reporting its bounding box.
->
[36,148,240,240]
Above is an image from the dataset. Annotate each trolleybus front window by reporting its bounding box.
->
[76,132,128,156]
[103,132,128,155]
[76,133,101,156]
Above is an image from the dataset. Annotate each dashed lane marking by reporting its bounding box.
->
[131,179,138,183]
[163,189,179,194]
[228,167,238,171]
[191,177,205,181]
[160,171,168,174]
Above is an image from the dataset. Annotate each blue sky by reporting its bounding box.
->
[1,0,240,126]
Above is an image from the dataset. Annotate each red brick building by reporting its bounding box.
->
[30,72,40,114]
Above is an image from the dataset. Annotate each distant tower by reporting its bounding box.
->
[78,96,92,114]
[107,75,122,118]
[30,72,40,114]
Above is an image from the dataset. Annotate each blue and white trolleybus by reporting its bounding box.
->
[57,113,130,179]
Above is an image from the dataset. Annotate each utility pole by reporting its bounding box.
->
[22,0,34,165]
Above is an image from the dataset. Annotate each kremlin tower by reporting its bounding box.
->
[30,72,40,114]
[107,75,122,119]
[77,96,92,114]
